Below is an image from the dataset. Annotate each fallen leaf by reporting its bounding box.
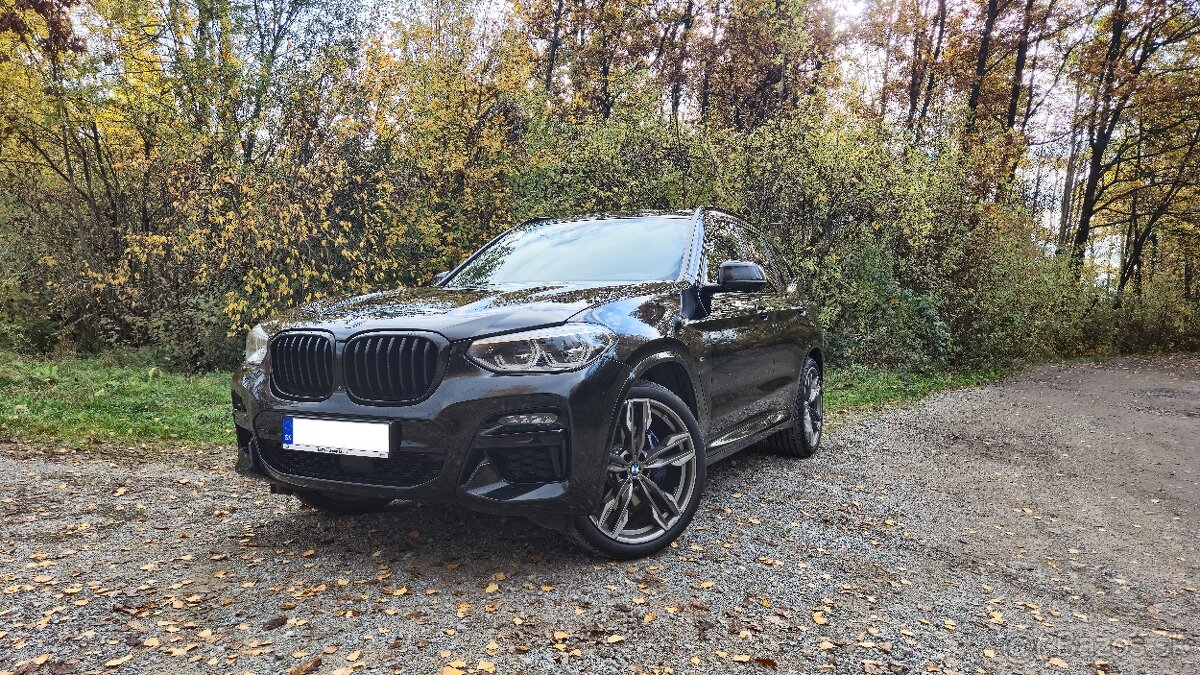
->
[1049,657,1069,669]
[346,649,361,662]
[606,635,626,644]
[289,657,322,675]
[812,611,828,625]
[104,653,133,668]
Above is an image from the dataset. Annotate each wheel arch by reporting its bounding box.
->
[624,339,708,431]
[808,346,823,374]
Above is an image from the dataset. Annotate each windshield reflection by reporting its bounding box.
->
[447,216,695,287]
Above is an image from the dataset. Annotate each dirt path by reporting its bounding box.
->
[2,356,1197,675]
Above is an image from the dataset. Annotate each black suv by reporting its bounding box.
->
[232,208,823,558]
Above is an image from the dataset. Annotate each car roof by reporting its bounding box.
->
[522,210,697,225]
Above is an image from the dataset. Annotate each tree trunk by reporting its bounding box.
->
[916,0,948,132]
[1056,95,1081,253]
[1185,255,1195,303]
[543,0,566,91]
[966,0,1000,131]
[905,4,925,129]
[1006,0,1036,129]
[1068,0,1130,273]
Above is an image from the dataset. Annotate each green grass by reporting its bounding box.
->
[0,349,1007,451]
[0,350,232,448]
[824,364,1006,421]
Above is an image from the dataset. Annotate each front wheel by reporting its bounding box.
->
[765,355,823,458]
[294,490,393,515]
[566,382,706,559]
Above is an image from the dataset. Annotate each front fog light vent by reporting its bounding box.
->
[498,413,559,427]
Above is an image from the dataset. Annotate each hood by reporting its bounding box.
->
[277,281,683,341]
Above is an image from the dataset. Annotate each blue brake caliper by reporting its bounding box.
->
[645,429,669,484]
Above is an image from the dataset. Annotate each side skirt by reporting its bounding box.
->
[704,410,794,464]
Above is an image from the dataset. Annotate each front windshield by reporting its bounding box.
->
[445,216,695,287]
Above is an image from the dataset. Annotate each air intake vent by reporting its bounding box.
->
[269,332,335,401]
[344,334,442,404]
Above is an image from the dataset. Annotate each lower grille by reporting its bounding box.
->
[488,444,566,483]
[270,332,334,401]
[262,443,444,488]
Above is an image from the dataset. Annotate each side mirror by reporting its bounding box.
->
[432,271,451,286]
[715,260,767,292]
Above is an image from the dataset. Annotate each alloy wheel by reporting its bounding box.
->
[803,367,823,448]
[590,397,699,545]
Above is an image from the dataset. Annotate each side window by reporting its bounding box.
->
[756,234,790,286]
[701,218,741,283]
[734,226,779,287]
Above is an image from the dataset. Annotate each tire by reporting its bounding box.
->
[565,381,706,559]
[294,490,393,515]
[766,355,823,458]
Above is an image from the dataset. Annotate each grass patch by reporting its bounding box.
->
[825,364,1006,421]
[0,349,1010,451]
[0,350,232,448]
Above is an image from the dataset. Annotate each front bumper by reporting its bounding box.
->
[232,344,633,519]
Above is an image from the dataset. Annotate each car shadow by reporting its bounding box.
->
[222,447,790,571]
[235,496,591,569]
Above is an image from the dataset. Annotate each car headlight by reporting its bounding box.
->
[467,323,616,373]
[244,323,270,364]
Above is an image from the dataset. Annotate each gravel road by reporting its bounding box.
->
[2,356,1197,675]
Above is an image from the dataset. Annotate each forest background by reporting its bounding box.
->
[1,0,1197,379]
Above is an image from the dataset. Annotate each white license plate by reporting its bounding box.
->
[282,417,391,459]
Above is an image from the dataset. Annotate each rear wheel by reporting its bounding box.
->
[294,490,393,515]
[566,382,706,559]
[765,355,822,458]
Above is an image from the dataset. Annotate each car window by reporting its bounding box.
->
[748,231,788,286]
[761,236,791,284]
[446,216,695,286]
[736,228,772,285]
[701,217,742,283]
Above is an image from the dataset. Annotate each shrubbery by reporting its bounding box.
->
[1,0,1195,373]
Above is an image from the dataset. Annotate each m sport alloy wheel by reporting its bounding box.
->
[568,382,706,559]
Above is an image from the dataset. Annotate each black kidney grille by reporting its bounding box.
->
[344,334,441,403]
[270,333,334,400]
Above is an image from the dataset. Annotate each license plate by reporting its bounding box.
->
[282,417,391,459]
